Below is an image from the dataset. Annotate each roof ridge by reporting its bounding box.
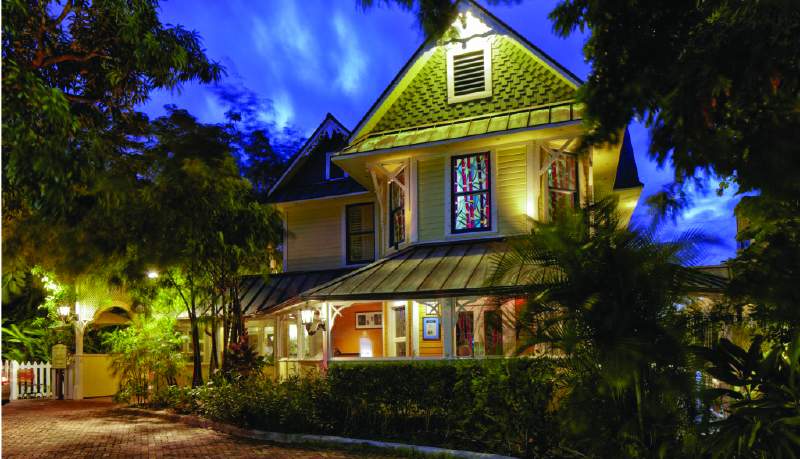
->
[267,113,352,197]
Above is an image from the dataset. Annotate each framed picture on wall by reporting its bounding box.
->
[355,311,383,329]
[422,317,440,340]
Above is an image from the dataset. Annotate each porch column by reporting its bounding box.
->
[73,321,85,400]
[442,298,455,358]
[321,302,329,371]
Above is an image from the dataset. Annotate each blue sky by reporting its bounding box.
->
[142,0,742,265]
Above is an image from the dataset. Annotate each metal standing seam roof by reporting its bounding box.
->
[240,268,356,316]
[342,101,584,155]
[247,242,729,314]
[299,238,535,302]
[293,239,730,303]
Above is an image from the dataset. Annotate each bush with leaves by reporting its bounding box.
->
[221,330,265,381]
[695,334,800,458]
[105,316,184,405]
[154,359,557,457]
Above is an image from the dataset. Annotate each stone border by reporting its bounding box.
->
[121,407,516,459]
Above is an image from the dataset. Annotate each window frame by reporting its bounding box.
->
[546,151,580,218]
[389,173,406,248]
[345,202,376,266]
[325,152,348,181]
[450,151,492,234]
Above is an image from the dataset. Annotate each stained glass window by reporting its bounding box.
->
[547,153,578,217]
[389,170,405,247]
[451,152,491,233]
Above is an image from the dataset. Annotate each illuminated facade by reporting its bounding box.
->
[239,0,648,379]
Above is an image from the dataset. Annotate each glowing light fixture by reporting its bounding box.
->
[300,308,314,325]
[147,270,159,279]
[58,305,71,319]
[453,11,490,38]
[75,302,97,324]
[300,306,326,336]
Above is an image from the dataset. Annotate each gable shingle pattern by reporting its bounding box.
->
[370,36,576,134]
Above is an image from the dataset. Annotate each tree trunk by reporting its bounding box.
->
[221,298,230,370]
[231,283,244,344]
[209,303,219,376]
[189,314,203,387]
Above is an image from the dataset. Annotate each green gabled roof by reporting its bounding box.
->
[348,0,581,149]
[371,36,576,134]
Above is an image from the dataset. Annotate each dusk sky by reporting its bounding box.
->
[141,0,743,265]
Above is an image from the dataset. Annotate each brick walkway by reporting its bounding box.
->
[1,399,387,458]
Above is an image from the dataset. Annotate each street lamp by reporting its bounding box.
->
[300,307,325,335]
[147,270,159,279]
[58,305,71,320]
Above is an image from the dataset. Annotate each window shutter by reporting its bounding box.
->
[452,50,486,96]
[347,204,375,264]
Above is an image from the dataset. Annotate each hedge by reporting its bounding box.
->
[151,358,558,457]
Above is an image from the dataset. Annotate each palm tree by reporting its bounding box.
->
[490,196,709,457]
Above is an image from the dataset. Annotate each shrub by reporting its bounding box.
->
[326,358,558,457]
[155,358,558,457]
[150,385,197,414]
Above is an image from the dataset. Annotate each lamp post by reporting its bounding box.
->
[65,302,97,400]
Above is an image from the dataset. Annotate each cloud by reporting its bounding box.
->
[332,12,368,95]
[250,3,319,84]
[271,91,295,131]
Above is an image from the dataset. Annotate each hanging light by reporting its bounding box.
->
[300,308,314,325]
[299,307,326,335]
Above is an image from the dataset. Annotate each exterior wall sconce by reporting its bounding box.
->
[300,308,326,335]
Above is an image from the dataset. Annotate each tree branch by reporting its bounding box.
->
[62,92,98,104]
[53,0,74,28]
[37,51,106,68]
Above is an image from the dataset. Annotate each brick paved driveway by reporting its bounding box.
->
[2,399,389,458]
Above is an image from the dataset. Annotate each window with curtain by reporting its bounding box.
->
[484,309,504,356]
[456,310,475,357]
[451,152,491,233]
[346,203,375,264]
[547,152,579,217]
[389,170,406,247]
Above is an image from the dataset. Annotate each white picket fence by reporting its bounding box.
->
[2,360,54,400]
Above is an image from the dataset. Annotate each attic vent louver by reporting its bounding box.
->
[447,41,492,103]
[452,50,485,96]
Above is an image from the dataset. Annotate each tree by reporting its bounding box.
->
[136,108,282,387]
[2,0,223,279]
[490,197,708,457]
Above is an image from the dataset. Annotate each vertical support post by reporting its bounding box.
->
[442,298,454,358]
[10,360,18,401]
[322,303,331,371]
[74,322,85,400]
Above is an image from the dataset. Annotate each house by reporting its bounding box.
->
[227,0,723,379]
